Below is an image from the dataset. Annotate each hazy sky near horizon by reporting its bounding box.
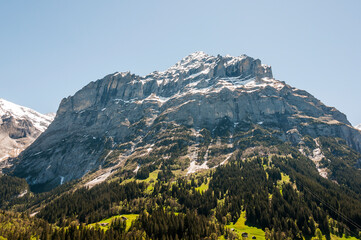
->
[1,1,361,124]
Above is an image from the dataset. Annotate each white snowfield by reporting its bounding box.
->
[0,98,54,132]
[0,98,55,165]
[355,124,361,131]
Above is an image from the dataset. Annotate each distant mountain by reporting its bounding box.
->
[11,51,361,192]
[0,99,54,171]
[355,124,361,131]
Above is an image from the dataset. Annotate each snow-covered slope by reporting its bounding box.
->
[0,99,53,132]
[0,98,54,170]
[355,124,361,131]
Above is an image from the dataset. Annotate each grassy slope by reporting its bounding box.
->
[225,211,266,239]
[144,170,159,193]
[195,178,210,193]
[121,170,158,189]
[223,212,359,240]
[88,214,139,231]
[321,235,359,240]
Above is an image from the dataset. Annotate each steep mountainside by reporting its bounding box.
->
[0,99,54,172]
[11,52,361,192]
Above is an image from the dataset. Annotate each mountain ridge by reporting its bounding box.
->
[10,52,361,192]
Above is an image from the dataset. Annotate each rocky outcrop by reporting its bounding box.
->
[0,99,54,172]
[11,52,361,191]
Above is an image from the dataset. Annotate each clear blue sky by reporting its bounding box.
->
[1,0,360,125]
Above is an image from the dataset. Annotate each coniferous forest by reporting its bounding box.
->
[1,144,361,239]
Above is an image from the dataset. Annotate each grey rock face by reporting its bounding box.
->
[11,52,361,191]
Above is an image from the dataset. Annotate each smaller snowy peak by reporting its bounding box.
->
[0,99,55,167]
[355,124,361,131]
[0,98,54,132]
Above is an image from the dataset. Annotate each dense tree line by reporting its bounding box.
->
[29,153,361,239]
[318,136,361,195]
[168,178,217,216]
[135,166,149,180]
[136,208,224,240]
[0,210,49,240]
[0,213,143,240]
[272,155,361,234]
[0,209,225,240]
[209,155,361,239]
[38,181,147,224]
[40,218,144,240]
[0,175,28,207]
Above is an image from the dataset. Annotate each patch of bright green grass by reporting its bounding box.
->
[195,179,209,193]
[120,170,159,193]
[329,234,359,240]
[225,212,358,240]
[277,172,291,195]
[310,234,360,240]
[143,170,159,193]
[278,173,290,184]
[144,170,159,183]
[226,211,265,240]
[89,214,139,231]
[120,178,134,185]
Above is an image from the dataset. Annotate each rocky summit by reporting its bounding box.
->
[11,52,361,191]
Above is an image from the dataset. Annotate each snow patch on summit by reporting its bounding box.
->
[106,52,278,106]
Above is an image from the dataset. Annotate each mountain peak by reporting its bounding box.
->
[166,51,215,73]
[184,50,209,59]
[145,52,273,85]
[180,51,212,63]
